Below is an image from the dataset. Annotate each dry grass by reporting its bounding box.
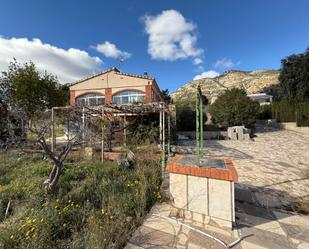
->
[0,151,162,249]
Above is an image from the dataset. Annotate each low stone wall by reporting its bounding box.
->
[269,121,309,135]
[178,131,227,140]
[280,122,309,135]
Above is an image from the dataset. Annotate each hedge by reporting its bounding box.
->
[271,101,309,127]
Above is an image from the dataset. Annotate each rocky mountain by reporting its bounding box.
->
[171,70,280,104]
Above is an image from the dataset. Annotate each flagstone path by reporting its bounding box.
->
[126,125,309,249]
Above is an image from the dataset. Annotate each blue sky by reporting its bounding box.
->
[0,0,309,92]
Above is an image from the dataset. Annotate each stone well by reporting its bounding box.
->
[166,155,238,229]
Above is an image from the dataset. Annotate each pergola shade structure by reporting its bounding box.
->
[50,102,174,176]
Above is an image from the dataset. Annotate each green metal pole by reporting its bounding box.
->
[199,90,203,157]
[167,113,171,161]
[196,89,200,165]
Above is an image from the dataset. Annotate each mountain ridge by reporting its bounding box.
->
[171,69,280,103]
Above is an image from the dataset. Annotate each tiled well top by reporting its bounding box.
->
[166,155,238,182]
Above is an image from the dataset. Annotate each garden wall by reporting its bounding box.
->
[277,122,309,135]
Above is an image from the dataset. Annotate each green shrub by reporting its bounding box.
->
[258,105,272,120]
[0,152,161,249]
[127,118,159,145]
[209,88,260,129]
[176,103,196,131]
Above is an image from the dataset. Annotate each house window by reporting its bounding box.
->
[76,93,104,106]
[112,91,145,104]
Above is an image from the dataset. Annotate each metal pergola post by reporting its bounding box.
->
[101,105,104,163]
[82,106,85,147]
[167,112,171,161]
[67,111,70,142]
[200,90,204,152]
[160,103,166,179]
[123,114,127,147]
[159,107,163,149]
[51,107,55,152]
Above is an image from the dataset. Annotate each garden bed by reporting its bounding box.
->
[0,151,161,249]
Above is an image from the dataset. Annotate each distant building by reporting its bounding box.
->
[247,93,273,106]
[68,68,162,106]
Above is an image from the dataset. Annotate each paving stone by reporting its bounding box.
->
[187,227,241,249]
[240,241,268,249]
[297,242,309,249]
[128,128,309,249]
[236,212,286,236]
[129,225,177,248]
[279,222,309,243]
[142,216,181,236]
[274,211,309,229]
[124,243,145,249]
[235,185,256,204]
[239,226,296,249]
[178,128,309,209]
[236,202,275,220]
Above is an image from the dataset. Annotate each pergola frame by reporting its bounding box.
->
[50,102,172,177]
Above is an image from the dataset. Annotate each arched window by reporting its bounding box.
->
[112,91,145,104]
[76,93,104,106]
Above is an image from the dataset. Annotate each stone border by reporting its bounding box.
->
[166,155,238,182]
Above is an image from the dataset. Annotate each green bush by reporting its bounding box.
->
[127,118,159,145]
[258,105,272,120]
[176,103,196,131]
[209,88,260,129]
[176,100,207,131]
[0,152,161,249]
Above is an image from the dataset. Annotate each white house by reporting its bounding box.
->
[247,93,273,106]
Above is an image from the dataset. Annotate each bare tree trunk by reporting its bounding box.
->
[48,164,57,182]
[49,163,62,190]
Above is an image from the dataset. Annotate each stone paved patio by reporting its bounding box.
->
[126,126,309,249]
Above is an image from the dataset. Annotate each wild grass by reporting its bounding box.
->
[0,151,161,249]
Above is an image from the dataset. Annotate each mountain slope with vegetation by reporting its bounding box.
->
[172,70,280,104]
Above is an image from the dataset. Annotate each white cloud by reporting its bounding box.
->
[143,10,203,61]
[94,41,131,60]
[214,57,240,69]
[193,70,220,80]
[0,36,102,83]
[193,58,203,65]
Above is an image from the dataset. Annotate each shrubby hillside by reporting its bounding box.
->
[172,70,280,104]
